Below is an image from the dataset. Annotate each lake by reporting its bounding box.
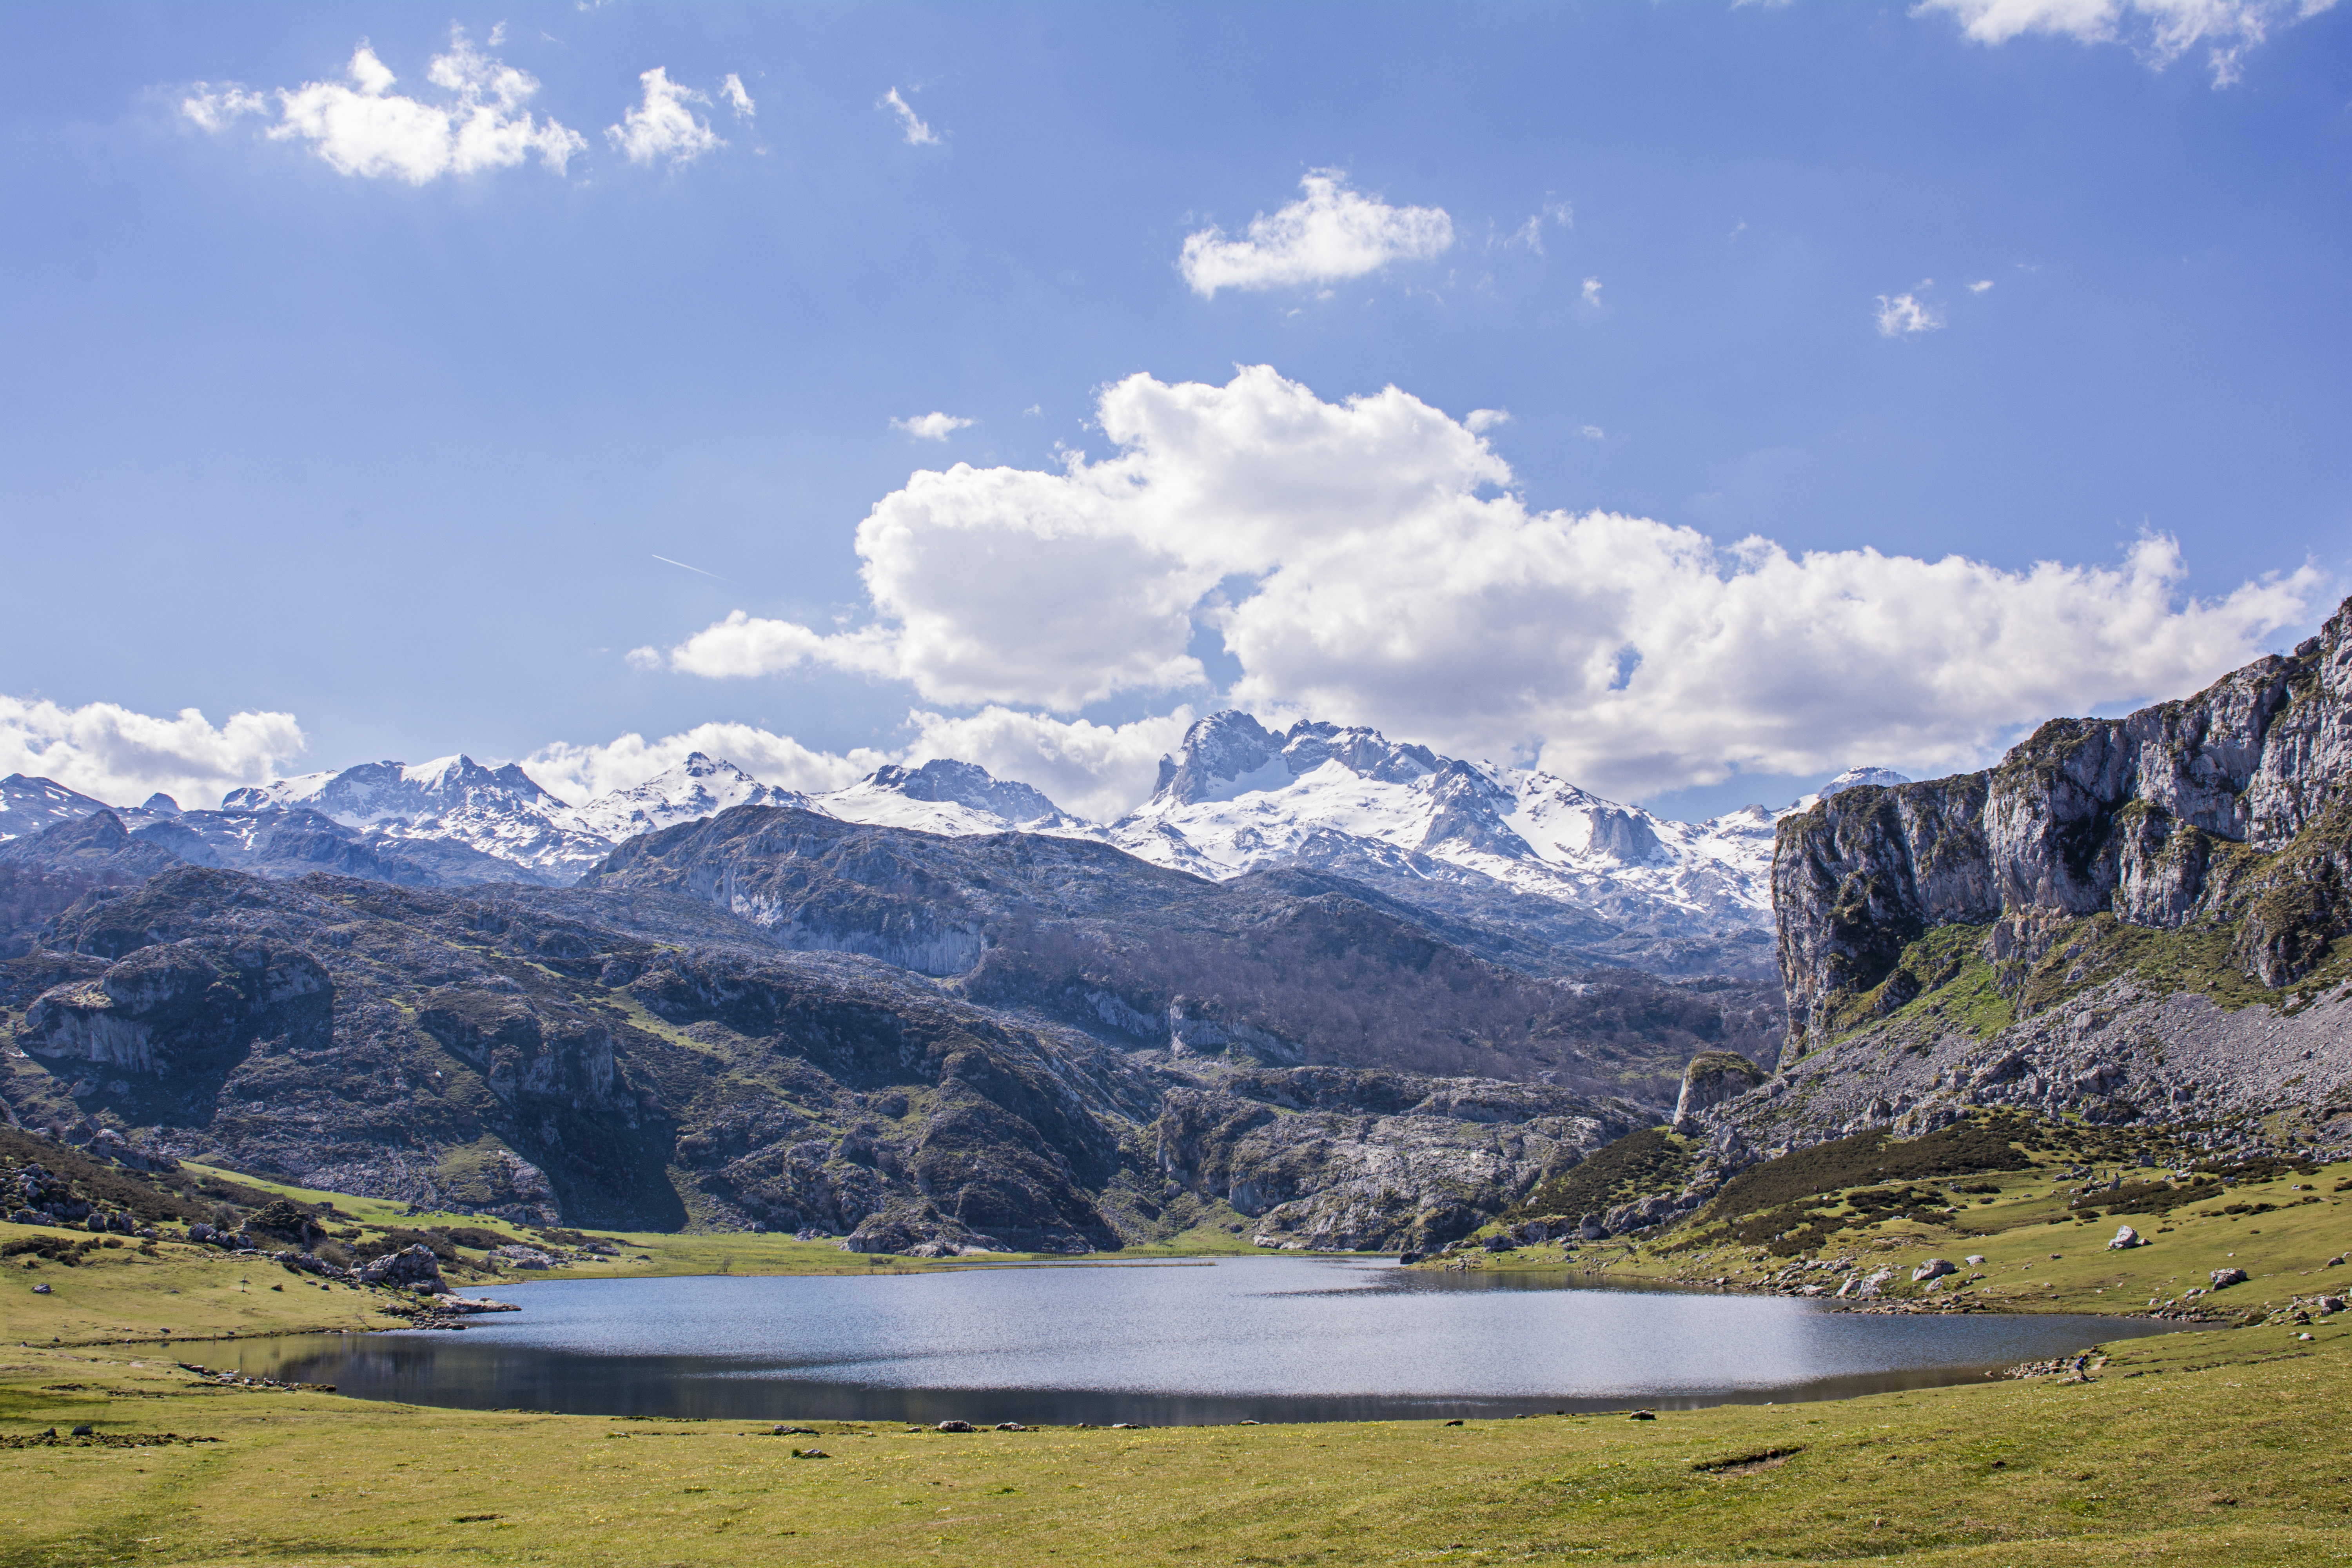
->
[213,1257,2160,1427]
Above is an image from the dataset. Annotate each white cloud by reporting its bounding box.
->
[1464,408,1511,434]
[179,83,267,131]
[637,365,2323,807]
[523,724,884,803]
[899,708,1196,822]
[608,67,722,167]
[891,412,975,441]
[719,73,755,119]
[1915,0,2338,87]
[1581,277,1602,306]
[1876,291,1944,336]
[1179,171,1454,297]
[251,32,585,183]
[1579,426,1606,441]
[880,87,939,146]
[0,697,306,810]
[1968,279,1996,292]
[522,709,1185,822]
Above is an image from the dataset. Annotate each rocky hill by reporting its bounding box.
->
[0,864,1652,1253]
[1692,595,2352,1161]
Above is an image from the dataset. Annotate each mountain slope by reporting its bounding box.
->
[2,864,1649,1252]
[584,804,1785,1097]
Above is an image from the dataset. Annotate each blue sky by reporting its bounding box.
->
[2,1,2345,820]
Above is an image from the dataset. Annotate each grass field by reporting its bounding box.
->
[3,1140,2346,1564]
[0,1310,2345,1565]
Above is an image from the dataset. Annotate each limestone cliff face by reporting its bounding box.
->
[1774,597,2352,1060]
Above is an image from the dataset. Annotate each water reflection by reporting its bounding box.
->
[216,1257,2161,1427]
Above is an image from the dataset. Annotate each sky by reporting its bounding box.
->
[1,0,2346,823]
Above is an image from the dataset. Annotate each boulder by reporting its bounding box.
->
[935,1420,976,1433]
[359,1244,444,1290]
[1913,1258,1956,1283]
[1577,1213,1606,1241]
[2210,1267,2250,1289]
[2107,1225,2142,1251]
[490,1244,559,1270]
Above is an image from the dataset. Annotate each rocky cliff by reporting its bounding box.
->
[1711,597,2352,1160]
[1776,597,2350,1059]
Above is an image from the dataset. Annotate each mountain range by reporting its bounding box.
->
[1,717,1906,980]
[2,599,2345,1254]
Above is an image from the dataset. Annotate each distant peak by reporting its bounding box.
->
[1820,766,1911,798]
[856,758,1065,823]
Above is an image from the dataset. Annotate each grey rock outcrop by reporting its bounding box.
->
[1672,1051,1767,1132]
[1775,597,2352,1059]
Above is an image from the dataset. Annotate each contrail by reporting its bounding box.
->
[652,554,725,580]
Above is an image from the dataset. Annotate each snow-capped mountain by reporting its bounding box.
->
[1111,712,1775,922]
[224,756,612,877]
[557,752,812,841]
[4,720,1907,978]
[816,759,1099,838]
[1100,712,1909,977]
[0,775,112,842]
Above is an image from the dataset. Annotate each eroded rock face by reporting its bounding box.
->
[1775,598,2352,1058]
[20,938,328,1074]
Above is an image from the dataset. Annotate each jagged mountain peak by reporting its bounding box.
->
[1145,710,1444,809]
[223,754,560,826]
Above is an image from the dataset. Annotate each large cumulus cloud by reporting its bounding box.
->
[634,365,2322,806]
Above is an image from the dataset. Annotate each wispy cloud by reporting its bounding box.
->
[880,87,940,146]
[1915,0,2338,87]
[1876,286,1944,336]
[719,73,755,120]
[183,30,586,183]
[1581,277,1603,306]
[1179,170,1454,297]
[1579,425,1606,440]
[892,412,975,441]
[1465,408,1511,433]
[608,67,722,166]
[1967,278,1996,292]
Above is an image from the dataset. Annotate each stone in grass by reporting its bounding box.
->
[935,1420,976,1433]
[1965,1255,1986,1266]
[994,1422,1027,1431]
[31,1284,50,1295]
[766,1425,818,1436]
[791,1448,831,1459]
[2211,1267,2250,1289]
[2107,1226,2142,1251]
[1913,1258,1956,1283]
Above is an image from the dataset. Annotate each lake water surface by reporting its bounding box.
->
[217,1258,2158,1426]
